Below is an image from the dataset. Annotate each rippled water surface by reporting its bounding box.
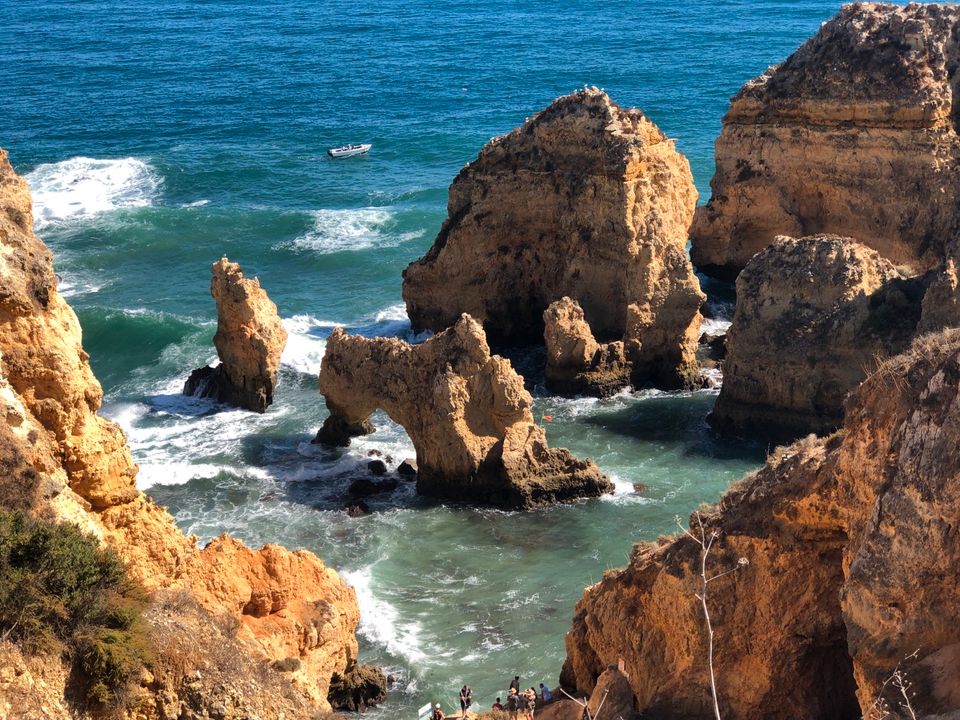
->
[2,1,846,715]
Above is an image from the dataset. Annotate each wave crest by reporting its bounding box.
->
[281,207,424,254]
[25,156,161,227]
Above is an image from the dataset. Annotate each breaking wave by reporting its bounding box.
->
[25,156,161,227]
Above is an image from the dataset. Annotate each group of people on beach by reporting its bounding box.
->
[490,676,555,719]
[431,676,554,720]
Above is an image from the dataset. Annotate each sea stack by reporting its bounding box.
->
[563,329,960,719]
[711,235,923,440]
[185,257,287,412]
[690,3,960,279]
[315,314,612,509]
[402,87,705,388]
[543,297,631,397]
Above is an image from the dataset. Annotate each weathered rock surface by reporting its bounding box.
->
[316,314,612,508]
[920,258,960,333]
[563,329,960,719]
[403,87,705,387]
[543,297,631,397]
[0,149,359,716]
[690,3,960,279]
[326,663,388,711]
[185,257,287,413]
[711,235,924,439]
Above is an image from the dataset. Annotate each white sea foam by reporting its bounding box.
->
[700,317,732,336]
[57,275,105,298]
[281,314,337,374]
[282,207,424,254]
[343,566,427,664]
[280,305,428,375]
[180,199,209,208]
[26,157,161,227]
[106,377,282,491]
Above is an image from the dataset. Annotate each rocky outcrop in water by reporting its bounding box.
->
[402,87,705,388]
[690,3,960,279]
[0,149,360,716]
[185,257,287,413]
[711,235,924,439]
[315,314,612,508]
[563,329,960,719]
[543,297,631,397]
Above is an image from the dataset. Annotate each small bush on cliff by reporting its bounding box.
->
[0,509,151,707]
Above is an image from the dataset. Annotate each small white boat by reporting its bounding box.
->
[328,143,371,158]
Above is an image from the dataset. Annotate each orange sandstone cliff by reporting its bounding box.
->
[563,329,960,719]
[690,3,960,279]
[403,87,705,388]
[0,148,360,717]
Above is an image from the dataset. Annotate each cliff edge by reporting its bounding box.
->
[563,328,960,719]
[0,148,360,717]
[690,3,960,279]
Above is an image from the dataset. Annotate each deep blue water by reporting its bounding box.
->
[2,1,847,717]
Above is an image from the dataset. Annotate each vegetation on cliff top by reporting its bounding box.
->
[0,509,150,708]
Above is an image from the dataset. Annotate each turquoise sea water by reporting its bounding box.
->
[3,1,847,716]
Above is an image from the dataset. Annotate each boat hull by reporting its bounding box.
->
[328,144,371,158]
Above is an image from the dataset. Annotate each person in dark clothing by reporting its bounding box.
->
[460,685,472,713]
[433,704,445,720]
[509,676,520,693]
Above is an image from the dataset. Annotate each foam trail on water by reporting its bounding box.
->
[281,207,424,254]
[281,314,337,374]
[25,157,161,227]
[107,377,282,491]
[343,566,428,664]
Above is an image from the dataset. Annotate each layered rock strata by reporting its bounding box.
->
[0,149,359,715]
[690,3,960,279]
[403,87,705,387]
[185,257,287,413]
[564,328,960,719]
[711,235,924,439]
[543,297,631,397]
[315,314,612,508]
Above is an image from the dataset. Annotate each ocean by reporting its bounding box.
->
[2,0,845,716]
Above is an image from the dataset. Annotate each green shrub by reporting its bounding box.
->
[0,510,150,707]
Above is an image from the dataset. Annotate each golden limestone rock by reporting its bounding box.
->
[403,87,704,388]
[691,3,960,279]
[564,329,960,718]
[543,297,631,398]
[0,149,359,716]
[711,235,924,440]
[185,257,288,413]
[315,314,612,508]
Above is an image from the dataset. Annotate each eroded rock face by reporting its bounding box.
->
[563,329,960,719]
[316,314,612,508]
[919,257,960,333]
[711,235,923,439]
[690,3,960,279]
[403,87,704,387]
[0,149,359,715]
[543,297,631,397]
[185,257,287,413]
